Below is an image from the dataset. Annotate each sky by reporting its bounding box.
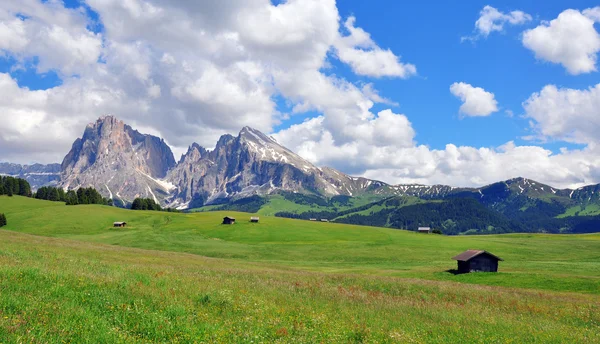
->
[1,0,600,188]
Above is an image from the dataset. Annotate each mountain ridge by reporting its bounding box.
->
[6,115,600,216]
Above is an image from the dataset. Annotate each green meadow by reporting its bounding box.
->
[1,196,599,342]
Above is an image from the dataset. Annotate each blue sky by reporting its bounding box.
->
[1,0,600,188]
[328,0,598,152]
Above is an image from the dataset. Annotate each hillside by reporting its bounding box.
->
[6,116,600,237]
[192,190,600,235]
[1,196,600,342]
[2,196,600,291]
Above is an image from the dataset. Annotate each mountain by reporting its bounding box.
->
[59,116,176,206]
[0,162,61,189]
[6,115,600,234]
[166,127,349,208]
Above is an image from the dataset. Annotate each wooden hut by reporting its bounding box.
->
[452,250,503,273]
[250,216,259,223]
[321,219,329,222]
[113,222,127,228]
[222,216,236,225]
[418,227,431,233]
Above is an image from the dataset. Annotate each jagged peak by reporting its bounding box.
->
[215,133,235,148]
[238,126,275,144]
[179,143,207,162]
[89,115,120,127]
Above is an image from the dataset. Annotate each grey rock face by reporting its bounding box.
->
[59,116,176,205]
[166,126,469,208]
[166,127,341,207]
[0,162,61,190]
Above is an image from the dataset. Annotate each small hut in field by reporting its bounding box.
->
[452,250,503,273]
[113,222,127,228]
[222,216,236,225]
[418,227,431,233]
[250,216,259,223]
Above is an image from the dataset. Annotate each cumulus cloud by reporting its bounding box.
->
[522,8,600,75]
[1,0,420,162]
[4,0,600,189]
[334,16,417,78]
[275,110,600,189]
[523,83,600,144]
[0,0,102,75]
[463,5,532,41]
[450,82,499,117]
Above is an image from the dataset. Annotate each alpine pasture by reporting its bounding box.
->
[1,196,599,342]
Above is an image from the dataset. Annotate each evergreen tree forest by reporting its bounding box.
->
[0,176,32,197]
[34,186,111,206]
[131,198,179,212]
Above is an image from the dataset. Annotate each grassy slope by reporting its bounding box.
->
[190,194,384,217]
[2,232,598,343]
[559,204,600,218]
[1,196,600,342]
[2,196,600,292]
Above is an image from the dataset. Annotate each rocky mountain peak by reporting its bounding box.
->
[179,143,207,164]
[239,126,275,144]
[59,116,176,205]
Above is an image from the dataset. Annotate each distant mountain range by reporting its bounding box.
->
[4,115,600,234]
[0,162,61,189]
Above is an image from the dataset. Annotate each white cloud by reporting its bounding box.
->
[334,17,416,78]
[361,143,600,189]
[0,72,144,163]
[0,0,102,75]
[522,8,600,75]
[450,82,498,117]
[463,5,532,41]
[523,83,600,145]
[276,111,600,189]
[5,0,600,190]
[1,0,416,164]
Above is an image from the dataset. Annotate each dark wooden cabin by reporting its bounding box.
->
[418,227,431,233]
[113,222,127,228]
[250,217,259,223]
[222,216,236,225]
[452,250,503,273]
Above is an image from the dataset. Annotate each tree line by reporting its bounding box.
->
[131,198,180,212]
[35,186,112,206]
[0,176,32,197]
[3,176,181,212]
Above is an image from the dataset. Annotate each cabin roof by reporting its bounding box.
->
[223,216,235,220]
[250,216,259,220]
[113,222,127,225]
[452,250,503,262]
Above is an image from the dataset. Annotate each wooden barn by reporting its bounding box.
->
[222,216,236,225]
[250,216,259,223]
[452,250,503,273]
[113,222,127,228]
[418,227,431,233]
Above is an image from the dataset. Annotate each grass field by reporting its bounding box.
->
[189,194,385,217]
[1,196,600,342]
